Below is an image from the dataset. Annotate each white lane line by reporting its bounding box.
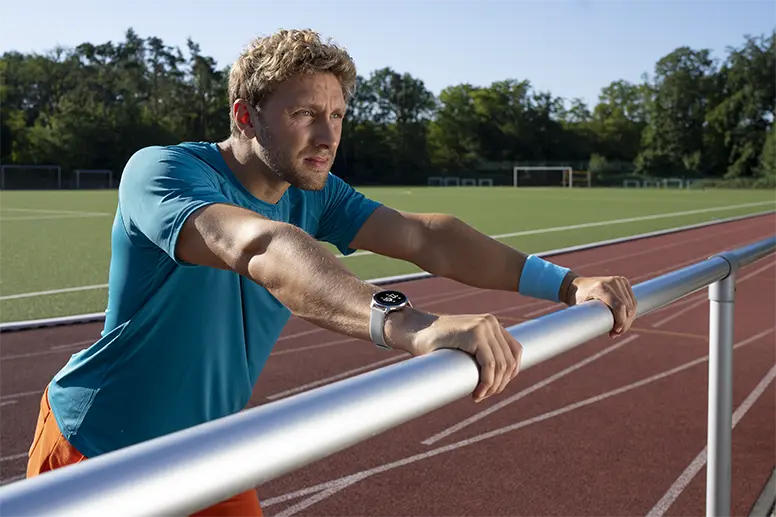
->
[421,334,641,446]
[272,477,364,517]
[0,474,26,486]
[3,202,772,301]
[652,259,776,328]
[523,250,732,318]
[0,389,42,402]
[556,221,746,272]
[276,328,327,342]
[50,340,95,350]
[432,222,744,317]
[2,341,90,360]
[0,452,28,462]
[270,337,360,356]
[334,201,776,258]
[261,328,774,513]
[266,356,406,400]
[0,338,97,350]
[646,364,776,517]
[520,232,771,320]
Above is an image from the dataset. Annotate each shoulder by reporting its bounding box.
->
[300,173,351,211]
[319,172,355,198]
[315,172,381,218]
[121,143,220,190]
[124,142,210,172]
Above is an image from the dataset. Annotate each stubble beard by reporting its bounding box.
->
[256,125,329,192]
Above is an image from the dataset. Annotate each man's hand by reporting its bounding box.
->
[565,276,638,337]
[387,311,523,403]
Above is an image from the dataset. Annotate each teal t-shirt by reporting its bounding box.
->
[47,141,382,458]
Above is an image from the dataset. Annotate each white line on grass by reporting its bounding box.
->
[335,201,774,258]
[0,214,110,222]
[1,201,773,301]
[1,207,110,216]
[1,284,112,301]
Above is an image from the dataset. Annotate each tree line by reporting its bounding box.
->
[1,28,774,187]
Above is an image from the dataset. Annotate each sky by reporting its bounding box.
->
[1,0,774,108]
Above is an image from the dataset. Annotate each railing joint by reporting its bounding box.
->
[708,251,740,279]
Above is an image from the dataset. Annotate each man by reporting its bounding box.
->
[27,29,637,516]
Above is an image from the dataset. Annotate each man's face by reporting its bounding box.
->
[247,72,346,191]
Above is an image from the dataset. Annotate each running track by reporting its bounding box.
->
[1,213,774,516]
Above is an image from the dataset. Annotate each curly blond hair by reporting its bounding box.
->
[228,29,357,134]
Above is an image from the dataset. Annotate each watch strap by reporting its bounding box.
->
[370,305,391,349]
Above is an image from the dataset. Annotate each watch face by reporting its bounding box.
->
[374,290,408,307]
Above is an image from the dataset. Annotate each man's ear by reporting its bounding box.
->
[232,99,256,137]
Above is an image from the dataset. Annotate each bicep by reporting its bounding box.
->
[176,203,272,272]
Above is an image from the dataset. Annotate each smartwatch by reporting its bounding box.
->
[369,290,412,349]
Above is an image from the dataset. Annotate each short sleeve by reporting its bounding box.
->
[315,173,382,256]
[118,146,231,264]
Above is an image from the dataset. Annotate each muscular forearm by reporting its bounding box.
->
[418,215,578,303]
[244,224,428,351]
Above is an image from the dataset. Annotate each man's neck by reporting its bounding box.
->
[216,137,289,205]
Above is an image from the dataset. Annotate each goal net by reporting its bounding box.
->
[1,165,62,189]
[512,166,591,187]
[75,169,114,189]
[427,176,495,187]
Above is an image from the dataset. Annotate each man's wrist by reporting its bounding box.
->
[383,307,437,355]
[518,255,573,302]
[559,271,581,306]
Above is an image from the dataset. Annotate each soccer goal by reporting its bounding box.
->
[1,165,62,189]
[75,169,114,189]
[562,170,591,188]
[512,166,577,187]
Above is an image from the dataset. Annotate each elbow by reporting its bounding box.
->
[426,213,460,232]
[231,220,289,280]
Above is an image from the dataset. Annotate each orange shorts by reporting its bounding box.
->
[27,386,262,517]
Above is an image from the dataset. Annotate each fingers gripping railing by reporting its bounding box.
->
[0,236,774,517]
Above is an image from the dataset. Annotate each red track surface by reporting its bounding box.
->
[1,214,775,516]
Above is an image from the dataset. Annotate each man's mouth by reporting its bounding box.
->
[305,157,330,167]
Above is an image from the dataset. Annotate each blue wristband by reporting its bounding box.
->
[518,255,570,302]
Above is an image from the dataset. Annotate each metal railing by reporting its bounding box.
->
[0,236,774,517]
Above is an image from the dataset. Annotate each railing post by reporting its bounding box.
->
[706,253,738,517]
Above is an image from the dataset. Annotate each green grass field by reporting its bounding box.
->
[1,187,774,323]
